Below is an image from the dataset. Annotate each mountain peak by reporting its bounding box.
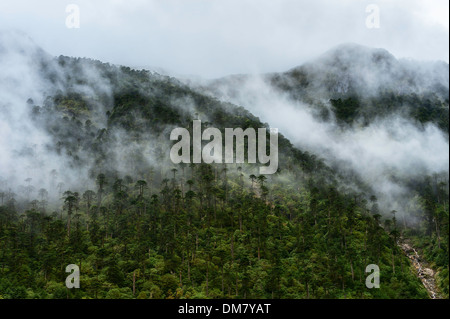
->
[315,43,398,70]
[0,30,49,59]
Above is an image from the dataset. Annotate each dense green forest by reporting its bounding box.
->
[1,163,447,299]
[0,53,448,299]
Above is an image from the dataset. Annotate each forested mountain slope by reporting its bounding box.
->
[201,43,449,131]
[0,33,447,299]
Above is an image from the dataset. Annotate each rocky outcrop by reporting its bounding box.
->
[399,239,443,299]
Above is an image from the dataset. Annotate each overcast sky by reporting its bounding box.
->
[0,0,448,78]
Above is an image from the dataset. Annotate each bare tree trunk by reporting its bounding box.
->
[392,252,395,274]
[435,218,441,249]
[350,259,354,281]
[221,266,224,294]
[206,261,209,297]
[67,214,71,237]
[133,271,136,296]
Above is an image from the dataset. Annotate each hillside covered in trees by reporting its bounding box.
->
[0,35,448,299]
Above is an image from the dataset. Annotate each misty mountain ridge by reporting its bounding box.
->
[196,43,448,133]
[286,42,449,97]
[204,42,449,98]
[1,31,337,201]
[0,31,448,300]
[182,41,448,222]
[0,32,448,209]
[0,30,46,57]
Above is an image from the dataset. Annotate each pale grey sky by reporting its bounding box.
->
[0,0,448,78]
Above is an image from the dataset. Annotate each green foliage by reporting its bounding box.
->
[330,97,360,125]
[0,164,442,299]
[0,55,446,300]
